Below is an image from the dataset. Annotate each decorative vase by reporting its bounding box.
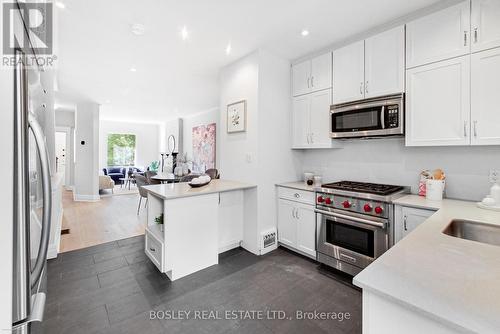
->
[174,166,183,177]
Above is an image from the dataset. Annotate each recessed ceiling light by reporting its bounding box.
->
[55,1,65,9]
[225,43,232,55]
[301,29,309,37]
[130,67,137,72]
[181,26,189,40]
[131,23,146,36]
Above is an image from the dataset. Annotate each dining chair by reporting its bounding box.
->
[145,170,161,184]
[134,173,149,215]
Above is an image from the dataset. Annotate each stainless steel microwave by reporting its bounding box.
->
[330,93,404,139]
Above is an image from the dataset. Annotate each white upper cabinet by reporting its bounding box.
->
[333,41,365,103]
[471,47,500,145]
[406,56,471,146]
[292,95,310,148]
[365,26,405,98]
[310,53,333,91]
[406,1,470,68]
[292,89,336,149]
[309,89,333,147]
[292,53,332,96]
[471,0,500,53]
[292,60,311,96]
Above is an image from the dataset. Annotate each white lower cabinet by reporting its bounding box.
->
[277,192,316,259]
[295,204,316,257]
[394,205,436,243]
[278,199,297,248]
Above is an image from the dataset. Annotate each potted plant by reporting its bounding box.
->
[155,213,164,232]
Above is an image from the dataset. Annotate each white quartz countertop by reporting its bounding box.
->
[276,181,317,192]
[354,196,500,333]
[143,179,256,200]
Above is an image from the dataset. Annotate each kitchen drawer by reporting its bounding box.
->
[145,229,164,271]
[278,186,315,205]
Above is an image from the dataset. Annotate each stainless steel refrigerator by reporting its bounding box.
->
[12,47,52,333]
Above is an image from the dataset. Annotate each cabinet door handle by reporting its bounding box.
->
[150,247,156,252]
[295,208,300,220]
[403,215,408,231]
[307,77,310,88]
[464,31,468,46]
[365,81,369,94]
[311,76,314,87]
[359,82,363,95]
[473,120,478,138]
[474,28,478,43]
[291,208,296,219]
[294,193,300,198]
[310,133,314,144]
[464,120,468,137]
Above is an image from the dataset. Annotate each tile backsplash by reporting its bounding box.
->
[300,138,500,201]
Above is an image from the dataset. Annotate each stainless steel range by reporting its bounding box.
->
[316,181,409,276]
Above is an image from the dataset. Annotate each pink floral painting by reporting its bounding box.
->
[192,123,216,173]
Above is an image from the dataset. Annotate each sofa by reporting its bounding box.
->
[102,167,125,184]
[126,167,146,178]
[99,175,115,193]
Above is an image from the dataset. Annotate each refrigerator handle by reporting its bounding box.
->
[28,114,52,289]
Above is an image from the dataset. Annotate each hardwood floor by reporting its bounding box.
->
[59,190,146,253]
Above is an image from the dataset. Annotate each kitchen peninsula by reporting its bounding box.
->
[143,179,256,281]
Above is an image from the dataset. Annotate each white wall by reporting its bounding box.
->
[55,109,76,188]
[219,50,302,254]
[99,120,160,170]
[182,108,219,165]
[75,102,100,201]
[300,139,500,201]
[163,118,183,155]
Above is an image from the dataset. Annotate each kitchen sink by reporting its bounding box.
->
[443,219,500,247]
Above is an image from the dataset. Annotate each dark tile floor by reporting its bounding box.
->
[44,236,361,334]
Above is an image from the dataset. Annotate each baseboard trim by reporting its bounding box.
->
[73,194,100,202]
[218,241,241,254]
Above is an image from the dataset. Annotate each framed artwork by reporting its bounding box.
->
[227,100,246,133]
[192,123,216,173]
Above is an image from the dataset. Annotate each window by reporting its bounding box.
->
[107,134,136,166]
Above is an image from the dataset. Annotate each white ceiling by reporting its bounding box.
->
[56,0,445,123]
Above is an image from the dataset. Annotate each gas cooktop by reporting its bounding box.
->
[321,181,405,196]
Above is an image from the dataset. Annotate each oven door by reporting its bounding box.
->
[316,209,388,269]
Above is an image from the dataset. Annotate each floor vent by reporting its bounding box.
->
[261,229,277,254]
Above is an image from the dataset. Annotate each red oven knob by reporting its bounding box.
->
[374,206,384,214]
[342,200,351,208]
[317,196,324,203]
[325,197,332,205]
[363,204,372,212]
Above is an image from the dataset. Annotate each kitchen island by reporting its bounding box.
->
[142,179,256,281]
[354,195,500,333]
